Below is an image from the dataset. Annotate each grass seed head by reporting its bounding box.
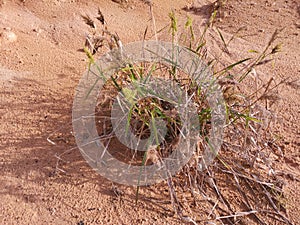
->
[97,8,105,25]
[81,14,96,29]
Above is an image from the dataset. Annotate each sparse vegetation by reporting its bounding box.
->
[54,2,292,224]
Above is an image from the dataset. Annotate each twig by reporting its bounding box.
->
[219,168,281,192]
[259,181,293,225]
[207,199,219,219]
[231,170,266,225]
[205,169,235,225]
[145,1,158,41]
[54,146,78,174]
[260,210,294,225]
[216,210,258,220]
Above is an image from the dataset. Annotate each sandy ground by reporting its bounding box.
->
[0,0,299,224]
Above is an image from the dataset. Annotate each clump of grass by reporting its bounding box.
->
[79,4,291,225]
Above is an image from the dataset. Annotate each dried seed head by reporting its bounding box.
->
[81,14,96,29]
[94,36,105,53]
[142,0,152,6]
[145,147,160,165]
[84,34,95,54]
[84,34,106,55]
[97,8,105,25]
[271,43,282,54]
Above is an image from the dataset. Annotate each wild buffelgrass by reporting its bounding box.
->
[78,3,292,224]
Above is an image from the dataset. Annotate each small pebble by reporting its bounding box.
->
[0,30,17,43]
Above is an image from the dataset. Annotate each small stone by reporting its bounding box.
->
[112,0,122,3]
[33,28,39,32]
[0,0,6,7]
[275,8,281,13]
[0,30,17,43]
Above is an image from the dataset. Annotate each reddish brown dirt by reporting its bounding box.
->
[0,0,299,224]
